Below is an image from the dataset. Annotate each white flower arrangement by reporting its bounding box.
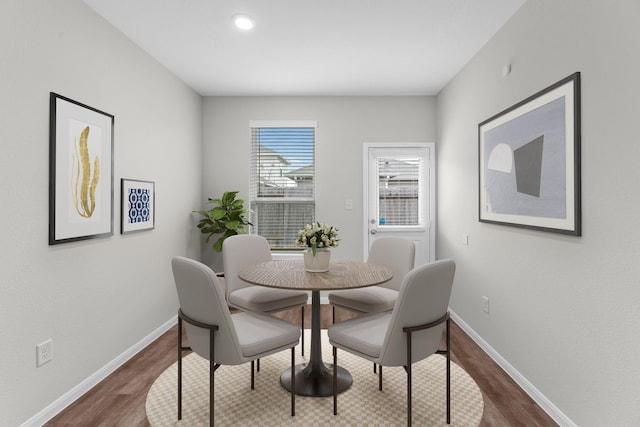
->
[295,222,339,255]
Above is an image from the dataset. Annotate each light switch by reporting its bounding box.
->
[345,199,353,210]
[462,233,469,246]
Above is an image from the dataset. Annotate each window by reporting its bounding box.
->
[249,121,317,249]
[376,156,421,226]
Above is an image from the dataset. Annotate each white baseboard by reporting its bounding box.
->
[20,315,178,427]
[25,307,575,426]
[449,310,576,427]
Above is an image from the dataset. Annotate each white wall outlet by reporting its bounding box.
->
[345,198,353,210]
[36,339,53,367]
[482,296,490,314]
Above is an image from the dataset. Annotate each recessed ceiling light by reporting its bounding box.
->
[233,14,255,31]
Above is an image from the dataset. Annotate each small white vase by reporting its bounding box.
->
[303,248,331,272]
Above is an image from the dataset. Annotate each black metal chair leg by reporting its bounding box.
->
[407,362,412,427]
[251,360,255,389]
[333,346,338,415]
[291,347,296,416]
[178,309,218,426]
[301,305,305,356]
[406,331,412,427]
[210,328,215,427]
[378,365,383,390]
[177,316,183,420]
[446,318,451,424]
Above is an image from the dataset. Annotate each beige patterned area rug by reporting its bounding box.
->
[146,331,483,426]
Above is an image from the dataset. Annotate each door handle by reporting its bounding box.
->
[370,229,377,235]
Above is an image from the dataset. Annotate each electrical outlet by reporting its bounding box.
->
[482,296,490,314]
[37,339,53,367]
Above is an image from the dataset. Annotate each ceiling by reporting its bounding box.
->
[82,0,526,96]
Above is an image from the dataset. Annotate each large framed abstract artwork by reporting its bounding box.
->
[121,179,155,234]
[478,72,581,236]
[49,93,114,245]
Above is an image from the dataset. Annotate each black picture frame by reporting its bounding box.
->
[121,179,155,234]
[49,93,114,244]
[478,72,581,236]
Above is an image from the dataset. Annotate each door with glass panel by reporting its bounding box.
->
[363,143,435,266]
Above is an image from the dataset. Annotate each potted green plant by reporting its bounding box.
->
[194,191,252,252]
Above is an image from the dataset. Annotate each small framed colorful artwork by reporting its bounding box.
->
[121,179,155,234]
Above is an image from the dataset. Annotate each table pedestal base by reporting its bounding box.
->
[280,363,352,397]
[238,264,392,398]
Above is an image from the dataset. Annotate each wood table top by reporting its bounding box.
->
[238,260,392,291]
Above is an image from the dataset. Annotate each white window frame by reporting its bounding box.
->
[249,120,317,250]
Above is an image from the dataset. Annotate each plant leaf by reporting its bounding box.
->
[225,220,239,230]
[211,207,226,219]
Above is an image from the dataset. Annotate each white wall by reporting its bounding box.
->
[202,96,436,270]
[8,1,638,425]
[437,1,640,425]
[0,1,202,425]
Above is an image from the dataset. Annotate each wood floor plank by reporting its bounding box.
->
[46,305,557,426]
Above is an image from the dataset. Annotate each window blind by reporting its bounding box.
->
[376,156,422,226]
[249,122,316,249]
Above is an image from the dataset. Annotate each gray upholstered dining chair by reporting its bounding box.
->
[328,259,456,425]
[328,236,415,320]
[223,234,308,355]
[172,256,300,426]
[328,236,415,373]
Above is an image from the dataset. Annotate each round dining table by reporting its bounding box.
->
[238,259,392,397]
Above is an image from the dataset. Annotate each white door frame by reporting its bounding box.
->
[362,142,436,263]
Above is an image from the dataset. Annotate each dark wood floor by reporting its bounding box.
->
[46,305,557,426]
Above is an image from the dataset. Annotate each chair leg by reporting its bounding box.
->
[332,305,335,324]
[333,346,338,415]
[257,358,260,372]
[301,305,305,357]
[407,362,412,426]
[291,347,296,416]
[378,365,383,391]
[251,360,255,390]
[446,318,451,424]
[406,331,413,427]
[210,328,215,427]
[374,362,377,373]
[177,316,183,420]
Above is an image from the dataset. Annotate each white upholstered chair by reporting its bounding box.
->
[328,259,456,425]
[328,236,415,373]
[172,256,300,426]
[223,234,308,355]
[328,236,415,320]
